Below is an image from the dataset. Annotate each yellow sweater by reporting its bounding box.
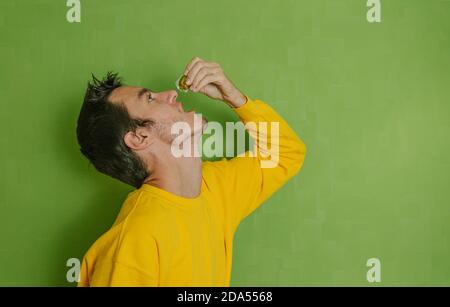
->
[78,97,306,287]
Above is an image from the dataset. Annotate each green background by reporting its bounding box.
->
[0,0,449,286]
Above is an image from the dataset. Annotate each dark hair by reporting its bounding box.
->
[76,72,152,188]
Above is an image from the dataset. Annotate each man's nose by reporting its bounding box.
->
[165,90,178,104]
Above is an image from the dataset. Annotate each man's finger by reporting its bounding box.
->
[193,74,220,93]
[190,66,220,90]
[184,56,203,76]
[186,62,216,86]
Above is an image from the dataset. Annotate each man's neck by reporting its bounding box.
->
[143,144,203,199]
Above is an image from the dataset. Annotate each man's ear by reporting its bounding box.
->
[124,127,154,151]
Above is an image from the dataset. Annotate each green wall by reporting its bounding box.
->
[0,0,449,286]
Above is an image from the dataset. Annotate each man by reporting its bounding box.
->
[76,57,307,286]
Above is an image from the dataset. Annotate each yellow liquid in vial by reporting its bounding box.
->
[176,75,189,92]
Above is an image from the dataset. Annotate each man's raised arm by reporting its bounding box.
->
[184,57,307,231]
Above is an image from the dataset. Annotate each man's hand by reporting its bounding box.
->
[183,57,247,108]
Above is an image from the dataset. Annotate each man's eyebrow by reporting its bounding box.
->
[137,88,150,99]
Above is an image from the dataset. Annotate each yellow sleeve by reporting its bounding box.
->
[203,96,307,232]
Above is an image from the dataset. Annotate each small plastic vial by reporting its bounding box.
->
[175,75,189,92]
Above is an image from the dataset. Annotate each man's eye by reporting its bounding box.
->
[148,94,155,102]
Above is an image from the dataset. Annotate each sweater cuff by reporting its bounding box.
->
[233,95,259,119]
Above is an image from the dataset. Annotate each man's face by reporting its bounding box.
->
[109,86,205,144]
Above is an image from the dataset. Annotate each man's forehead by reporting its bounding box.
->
[109,86,142,104]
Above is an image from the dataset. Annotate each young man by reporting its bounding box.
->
[76,57,307,286]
